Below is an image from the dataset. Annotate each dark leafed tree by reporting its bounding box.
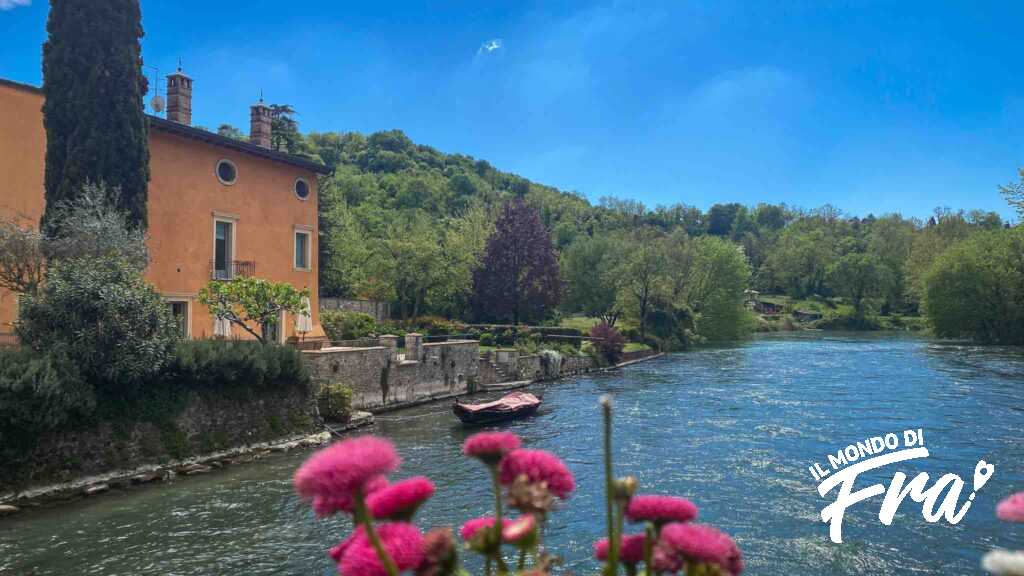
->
[269,104,302,154]
[216,123,246,141]
[42,0,150,234]
[472,198,561,324]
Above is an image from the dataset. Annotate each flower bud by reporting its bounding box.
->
[614,476,638,502]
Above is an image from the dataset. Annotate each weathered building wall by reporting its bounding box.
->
[304,341,480,412]
[0,79,325,342]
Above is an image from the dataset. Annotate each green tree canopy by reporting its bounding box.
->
[827,252,892,317]
[923,228,1024,344]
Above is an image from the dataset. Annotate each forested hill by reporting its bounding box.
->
[303,129,592,314]
[293,126,1021,344]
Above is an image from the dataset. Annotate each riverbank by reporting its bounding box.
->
[0,348,663,515]
[0,412,374,516]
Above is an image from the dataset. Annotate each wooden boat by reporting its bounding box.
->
[453,391,542,426]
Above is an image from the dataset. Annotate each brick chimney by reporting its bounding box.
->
[250,99,272,148]
[165,67,192,125]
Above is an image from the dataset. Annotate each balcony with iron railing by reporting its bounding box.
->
[210,260,257,281]
[0,332,18,348]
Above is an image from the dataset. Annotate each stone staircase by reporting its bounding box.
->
[492,362,516,382]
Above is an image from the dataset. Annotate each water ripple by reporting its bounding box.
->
[1,332,1023,575]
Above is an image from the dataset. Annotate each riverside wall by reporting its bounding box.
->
[0,385,320,497]
[303,340,482,411]
[305,339,661,412]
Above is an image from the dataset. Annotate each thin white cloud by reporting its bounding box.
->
[0,0,30,11]
[478,38,502,55]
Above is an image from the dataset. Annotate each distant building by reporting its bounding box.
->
[0,71,330,342]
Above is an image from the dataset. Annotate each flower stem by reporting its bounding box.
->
[601,395,620,576]
[518,548,527,571]
[488,465,509,574]
[353,493,399,576]
[643,522,655,575]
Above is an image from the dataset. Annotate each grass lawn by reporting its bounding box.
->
[559,316,602,332]
[559,316,638,332]
[623,342,652,353]
[757,294,854,316]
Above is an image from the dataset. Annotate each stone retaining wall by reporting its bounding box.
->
[305,342,661,413]
[1,385,319,495]
[304,340,480,412]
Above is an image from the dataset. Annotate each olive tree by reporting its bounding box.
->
[0,218,45,296]
[0,183,148,299]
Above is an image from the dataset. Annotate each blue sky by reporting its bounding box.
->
[2,1,1023,220]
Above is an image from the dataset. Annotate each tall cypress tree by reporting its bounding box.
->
[41,0,150,234]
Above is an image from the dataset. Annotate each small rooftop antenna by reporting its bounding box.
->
[146,64,164,114]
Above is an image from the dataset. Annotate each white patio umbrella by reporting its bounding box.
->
[295,297,313,335]
[214,316,232,338]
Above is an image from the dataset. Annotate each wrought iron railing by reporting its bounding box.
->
[210,260,256,280]
[323,338,381,349]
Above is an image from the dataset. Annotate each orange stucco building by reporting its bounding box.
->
[0,74,329,342]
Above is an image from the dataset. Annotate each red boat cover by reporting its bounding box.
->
[458,392,540,413]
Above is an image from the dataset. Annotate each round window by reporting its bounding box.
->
[216,159,237,185]
[294,178,310,200]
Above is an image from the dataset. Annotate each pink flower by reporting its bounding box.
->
[626,495,698,524]
[367,477,435,520]
[997,492,1024,522]
[652,545,684,573]
[659,523,740,573]
[594,534,647,564]
[501,515,537,545]
[460,516,497,542]
[724,543,744,575]
[463,432,522,463]
[329,529,360,562]
[338,522,424,576]
[499,449,575,498]
[294,436,400,515]
[313,476,388,516]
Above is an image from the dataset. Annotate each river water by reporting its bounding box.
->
[2,332,1023,575]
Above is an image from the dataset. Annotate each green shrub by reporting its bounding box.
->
[377,322,407,338]
[515,336,541,355]
[321,310,378,341]
[0,348,94,484]
[16,256,178,389]
[479,332,495,347]
[318,383,353,423]
[161,340,310,394]
[816,311,881,331]
[412,315,462,336]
